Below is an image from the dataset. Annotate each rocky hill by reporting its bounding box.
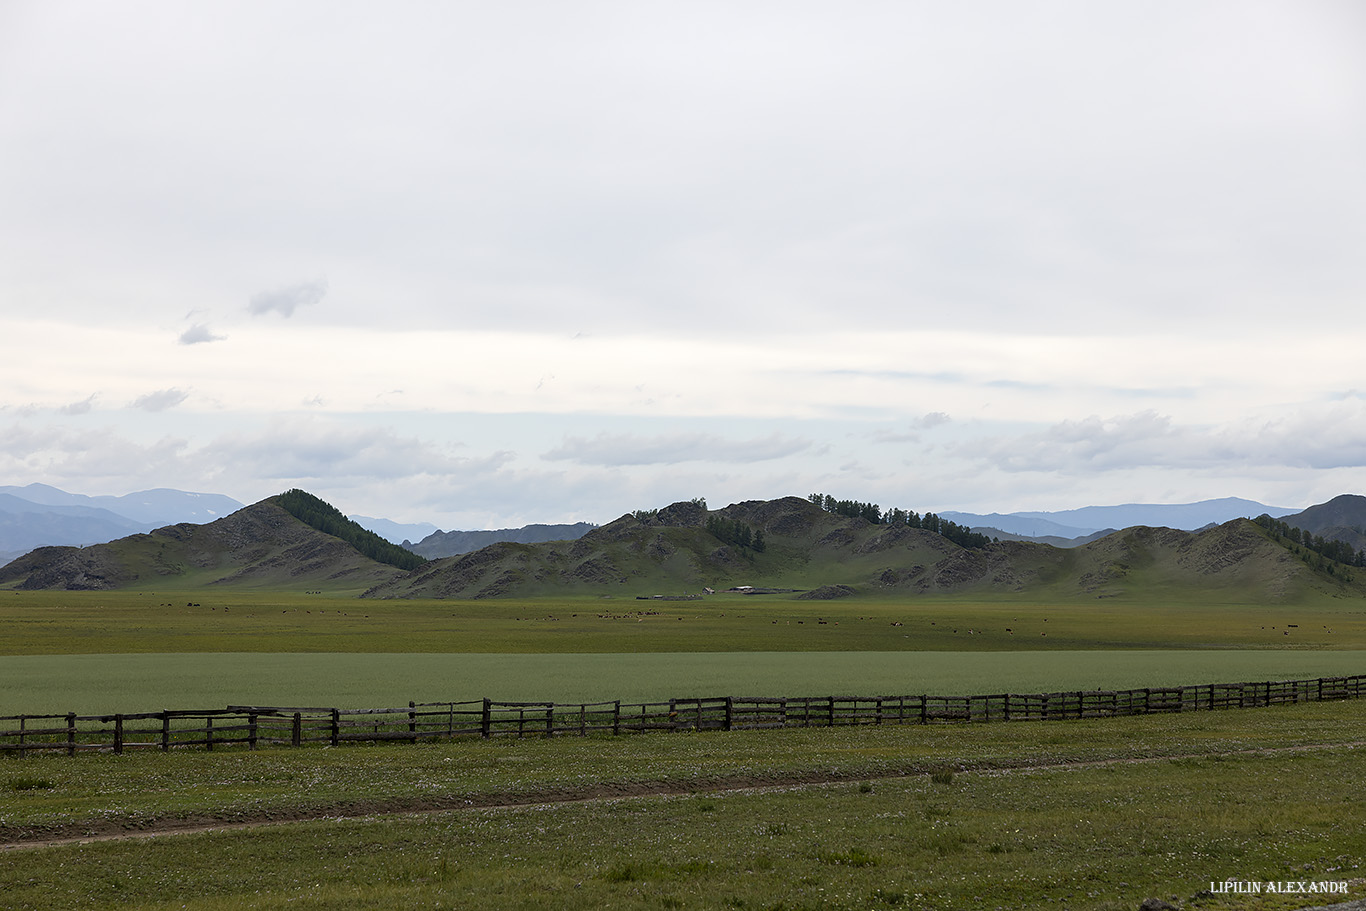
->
[4,492,1359,602]
[0,497,406,593]
[362,496,952,599]
[361,496,1352,602]
[1280,494,1366,553]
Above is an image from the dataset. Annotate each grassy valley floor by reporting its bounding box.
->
[3,699,1365,910]
[3,650,1366,715]
[3,591,1366,654]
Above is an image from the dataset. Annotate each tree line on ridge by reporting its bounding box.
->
[807,493,995,549]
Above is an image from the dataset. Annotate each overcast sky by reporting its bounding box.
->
[2,1,1364,530]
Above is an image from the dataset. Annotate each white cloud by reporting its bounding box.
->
[0,424,192,489]
[203,419,483,482]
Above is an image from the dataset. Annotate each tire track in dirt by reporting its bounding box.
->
[4,739,1363,851]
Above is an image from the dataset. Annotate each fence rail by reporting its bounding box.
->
[3,674,1364,756]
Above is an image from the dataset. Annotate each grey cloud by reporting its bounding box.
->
[0,424,191,484]
[1239,408,1366,471]
[204,420,496,481]
[179,324,226,345]
[248,280,327,318]
[542,432,811,466]
[873,412,952,444]
[59,394,96,416]
[963,407,1366,475]
[964,411,1181,472]
[131,388,190,412]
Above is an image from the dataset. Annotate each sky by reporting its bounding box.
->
[2,1,1365,531]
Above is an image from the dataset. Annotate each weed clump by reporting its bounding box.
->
[6,777,55,792]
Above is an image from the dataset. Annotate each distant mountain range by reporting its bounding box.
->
[0,484,246,565]
[942,497,1299,545]
[0,484,599,566]
[348,515,440,545]
[403,523,598,559]
[4,491,1365,602]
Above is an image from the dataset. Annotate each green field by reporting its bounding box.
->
[3,590,1364,713]
[3,700,1365,910]
[5,590,1366,654]
[4,650,1366,716]
[4,589,1366,910]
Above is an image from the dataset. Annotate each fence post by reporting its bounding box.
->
[612,701,620,736]
[409,701,417,743]
[331,708,340,746]
[162,712,171,752]
[17,715,25,759]
[114,714,124,755]
[292,712,302,747]
[249,712,259,751]
[827,696,836,727]
[481,699,491,739]
[206,715,215,751]
[724,697,733,731]
[66,712,76,756]
[546,704,554,738]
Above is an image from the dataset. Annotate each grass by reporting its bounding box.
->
[3,697,1363,832]
[4,649,1366,715]
[3,590,1366,655]
[2,699,1365,910]
[4,588,1365,908]
[4,589,1364,715]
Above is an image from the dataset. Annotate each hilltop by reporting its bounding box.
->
[1280,494,1366,554]
[0,495,408,593]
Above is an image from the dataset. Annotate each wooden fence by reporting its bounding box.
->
[3,674,1364,756]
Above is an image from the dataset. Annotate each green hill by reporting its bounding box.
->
[0,497,408,593]
[274,489,427,571]
[361,497,1363,602]
[1279,494,1366,556]
[4,492,1362,603]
